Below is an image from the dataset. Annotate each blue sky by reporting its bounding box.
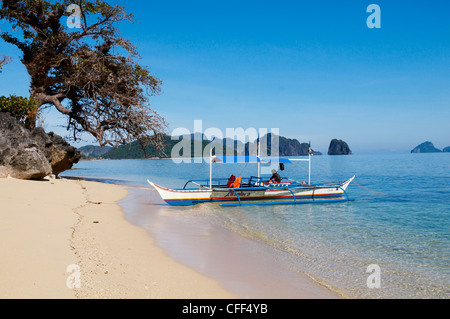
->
[0,0,449,153]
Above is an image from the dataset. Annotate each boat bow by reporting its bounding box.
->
[147,179,212,206]
[341,175,356,191]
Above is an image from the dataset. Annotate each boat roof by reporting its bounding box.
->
[211,156,293,164]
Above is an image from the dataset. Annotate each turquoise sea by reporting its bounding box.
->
[62,153,450,299]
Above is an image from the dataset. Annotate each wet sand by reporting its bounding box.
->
[121,186,341,299]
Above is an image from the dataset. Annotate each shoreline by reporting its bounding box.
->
[0,175,341,299]
[0,177,235,299]
[121,185,342,299]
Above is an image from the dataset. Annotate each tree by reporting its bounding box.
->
[0,55,12,72]
[0,95,40,129]
[0,0,166,150]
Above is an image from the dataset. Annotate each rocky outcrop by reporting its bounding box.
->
[442,146,450,153]
[31,127,81,176]
[277,137,322,156]
[252,133,322,156]
[0,112,81,180]
[328,139,352,155]
[411,142,442,153]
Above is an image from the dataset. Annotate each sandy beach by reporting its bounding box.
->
[0,177,235,299]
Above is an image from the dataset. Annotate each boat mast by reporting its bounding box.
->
[257,136,261,179]
[209,141,213,188]
[308,152,311,185]
[308,141,312,185]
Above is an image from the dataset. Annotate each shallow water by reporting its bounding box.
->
[119,186,338,298]
[63,153,450,298]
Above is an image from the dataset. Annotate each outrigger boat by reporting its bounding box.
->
[148,150,355,207]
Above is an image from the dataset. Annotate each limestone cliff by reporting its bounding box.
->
[328,139,352,155]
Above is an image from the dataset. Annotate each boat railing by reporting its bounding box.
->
[220,185,354,207]
[183,176,340,190]
[183,177,257,189]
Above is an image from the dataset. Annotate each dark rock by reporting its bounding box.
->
[328,139,352,155]
[442,146,450,153]
[411,142,442,153]
[31,127,81,176]
[0,112,81,179]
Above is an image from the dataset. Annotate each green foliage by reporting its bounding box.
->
[0,95,40,129]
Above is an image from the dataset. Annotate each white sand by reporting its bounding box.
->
[0,177,235,299]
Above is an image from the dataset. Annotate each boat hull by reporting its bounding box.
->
[146,181,212,206]
[148,176,355,206]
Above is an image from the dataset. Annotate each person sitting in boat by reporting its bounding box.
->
[269,169,282,183]
[227,175,236,187]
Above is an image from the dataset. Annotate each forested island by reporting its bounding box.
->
[78,134,322,160]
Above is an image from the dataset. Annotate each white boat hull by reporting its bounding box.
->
[148,176,355,206]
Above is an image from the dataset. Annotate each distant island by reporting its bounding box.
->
[78,145,113,159]
[78,134,322,160]
[443,147,450,153]
[328,139,352,155]
[411,142,442,153]
[261,133,322,157]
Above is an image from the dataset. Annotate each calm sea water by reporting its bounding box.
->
[62,153,450,298]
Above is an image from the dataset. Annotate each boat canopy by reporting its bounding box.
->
[211,156,293,164]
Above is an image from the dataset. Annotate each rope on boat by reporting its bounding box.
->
[238,162,249,176]
[290,161,335,184]
[351,180,389,196]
